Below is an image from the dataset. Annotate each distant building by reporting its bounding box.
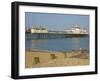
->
[26,24,88,35]
[66,24,88,34]
[31,27,48,33]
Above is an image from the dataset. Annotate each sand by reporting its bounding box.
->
[25,49,89,68]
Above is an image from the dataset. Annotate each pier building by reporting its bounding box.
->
[25,24,88,39]
[65,24,88,34]
[31,27,48,33]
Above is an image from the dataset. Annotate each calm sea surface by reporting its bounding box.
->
[26,37,89,52]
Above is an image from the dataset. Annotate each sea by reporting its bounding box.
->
[25,37,89,52]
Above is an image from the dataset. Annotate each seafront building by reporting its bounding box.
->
[25,24,88,39]
[25,25,48,33]
[26,24,88,34]
[30,27,48,33]
[65,24,88,34]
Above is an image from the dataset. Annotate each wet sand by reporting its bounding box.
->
[25,49,89,68]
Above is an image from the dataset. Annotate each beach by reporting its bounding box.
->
[25,49,89,68]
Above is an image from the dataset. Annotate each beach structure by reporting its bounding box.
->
[25,49,89,68]
[65,24,88,34]
[31,27,48,33]
[26,24,88,39]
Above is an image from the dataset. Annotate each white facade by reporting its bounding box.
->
[71,27,82,34]
[31,28,48,33]
[66,24,88,34]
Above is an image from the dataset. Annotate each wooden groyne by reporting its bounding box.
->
[25,49,89,68]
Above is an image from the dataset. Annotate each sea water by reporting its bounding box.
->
[25,37,89,52]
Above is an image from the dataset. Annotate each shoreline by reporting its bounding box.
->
[25,49,89,68]
[26,48,89,53]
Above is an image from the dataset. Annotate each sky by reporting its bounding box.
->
[25,12,89,32]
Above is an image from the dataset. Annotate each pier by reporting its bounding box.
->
[25,24,89,39]
[26,32,88,39]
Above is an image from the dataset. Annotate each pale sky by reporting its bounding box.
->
[25,12,89,32]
